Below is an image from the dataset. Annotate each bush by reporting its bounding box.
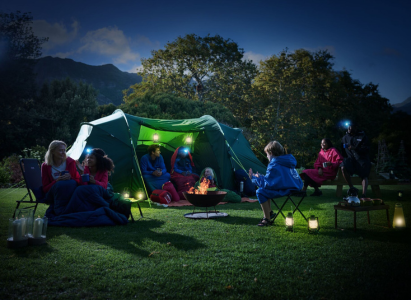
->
[22,145,47,163]
[1,154,23,184]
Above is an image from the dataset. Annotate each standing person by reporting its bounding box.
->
[41,140,80,215]
[140,144,171,193]
[76,148,114,189]
[341,123,371,198]
[301,138,344,196]
[249,141,303,227]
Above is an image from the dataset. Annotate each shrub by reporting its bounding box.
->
[1,154,23,184]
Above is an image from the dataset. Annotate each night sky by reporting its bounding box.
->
[3,0,410,104]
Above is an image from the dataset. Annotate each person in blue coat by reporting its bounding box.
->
[140,144,171,193]
[249,141,303,226]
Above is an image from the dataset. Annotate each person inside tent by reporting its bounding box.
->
[170,147,200,199]
[194,167,218,189]
[249,141,303,227]
[139,144,179,201]
[300,138,344,196]
[75,148,114,189]
[42,140,81,215]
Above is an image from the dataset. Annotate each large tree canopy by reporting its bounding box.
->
[131,34,258,123]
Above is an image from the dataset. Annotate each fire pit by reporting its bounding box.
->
[183,191,228,219]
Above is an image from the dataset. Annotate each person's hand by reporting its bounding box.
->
[325,161,331,167]
[89,175,96,184]
[318,168,323,176]
[57,173,71,181]
[75,160,84,174]
[255,172,260,178]
[186,171,191,175]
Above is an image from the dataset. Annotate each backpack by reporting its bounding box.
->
[150,189,172,204]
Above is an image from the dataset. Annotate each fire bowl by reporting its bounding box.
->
[183,191,227,207]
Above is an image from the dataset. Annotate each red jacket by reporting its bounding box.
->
[41,157,81,193]
[81,166,109,189]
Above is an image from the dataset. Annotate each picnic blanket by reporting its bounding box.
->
[45,185,128,227]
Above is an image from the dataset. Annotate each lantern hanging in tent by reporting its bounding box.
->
[153,133,159,143]
[185,136,192,145]
[393,203,406,229]
[308,215,319,233]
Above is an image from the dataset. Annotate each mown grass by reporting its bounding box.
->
[0,186,410,300]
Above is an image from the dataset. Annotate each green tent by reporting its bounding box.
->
[67,109,266,199]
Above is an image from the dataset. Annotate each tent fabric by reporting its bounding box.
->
[67,109,266,200]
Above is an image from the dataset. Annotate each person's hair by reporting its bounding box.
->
[90,148,115,173]
[204,167,214,178]
[45,140,67,166]
[147,144,160,155]
[264,141,285,157]
[323,138,333,148]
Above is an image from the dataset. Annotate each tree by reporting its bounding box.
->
[131,34,258,124]
[121,92,239,126]
[0,11,48,158]
[35,78,99,145]
[251,49,392,167]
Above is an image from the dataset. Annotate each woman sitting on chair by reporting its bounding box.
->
[249,141,303,227]
[76,148,114,189]
[170,147,200,199]
[41,140,81,215]
[300,138,343,196]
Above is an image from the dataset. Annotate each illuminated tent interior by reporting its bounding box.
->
[67,109,266,200]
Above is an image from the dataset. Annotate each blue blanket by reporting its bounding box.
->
[45,185,128,227]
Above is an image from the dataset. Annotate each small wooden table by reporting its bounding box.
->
[334,202,391,232]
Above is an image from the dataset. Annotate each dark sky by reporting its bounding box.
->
[3,0,410,104]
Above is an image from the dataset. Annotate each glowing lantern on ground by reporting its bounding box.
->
[393,203,406,229]
[123,188,130,199]
[285,212,294,231]
[153,133,159,143]
[136,189,144,200]
[308,215,319,233]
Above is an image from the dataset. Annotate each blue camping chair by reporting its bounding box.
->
[13,159,47,218]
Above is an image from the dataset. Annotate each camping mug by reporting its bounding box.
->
[322,162,328,168]
[81,174,90,182]
[60,170,69,176]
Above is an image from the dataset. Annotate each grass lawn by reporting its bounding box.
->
[1,185,410,300]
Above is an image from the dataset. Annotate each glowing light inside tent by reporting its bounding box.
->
[153,133,159,143]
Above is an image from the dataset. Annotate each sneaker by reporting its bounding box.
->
[310,190,323,197]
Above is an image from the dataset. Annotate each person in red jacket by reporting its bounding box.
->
[42,140,81,193]
[41,140,80,215]
[75,148,114,189]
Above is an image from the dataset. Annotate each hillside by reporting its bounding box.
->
[34,56,142,105]
[392,97,411,115]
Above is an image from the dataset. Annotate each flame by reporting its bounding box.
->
[187,178,210,194]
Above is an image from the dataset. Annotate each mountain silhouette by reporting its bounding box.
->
[34,56,142,105]
[392,97,411,115]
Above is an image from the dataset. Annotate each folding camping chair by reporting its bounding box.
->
[13,159,46,218]
[270,190,308,222]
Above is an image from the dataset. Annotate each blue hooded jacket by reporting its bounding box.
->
[252,154,303,201]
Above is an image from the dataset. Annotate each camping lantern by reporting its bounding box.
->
[389,169,395,179]
[308,215,319,233]
[285,212,294,231]
[185,136,192,145]
[153,133,159,143]
[28,216,48,245]
[136,188,144,200]
[397,191,403,201]
[7,217,29,248]
[393,203,406,229]
[123,188,130,199]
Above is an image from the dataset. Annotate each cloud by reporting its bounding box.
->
[32,20,79,50]
[133,34,160,49]
[376,47,401,57]
[243,51,267,63]
[78,27,140,64]
[126,65,144,73]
